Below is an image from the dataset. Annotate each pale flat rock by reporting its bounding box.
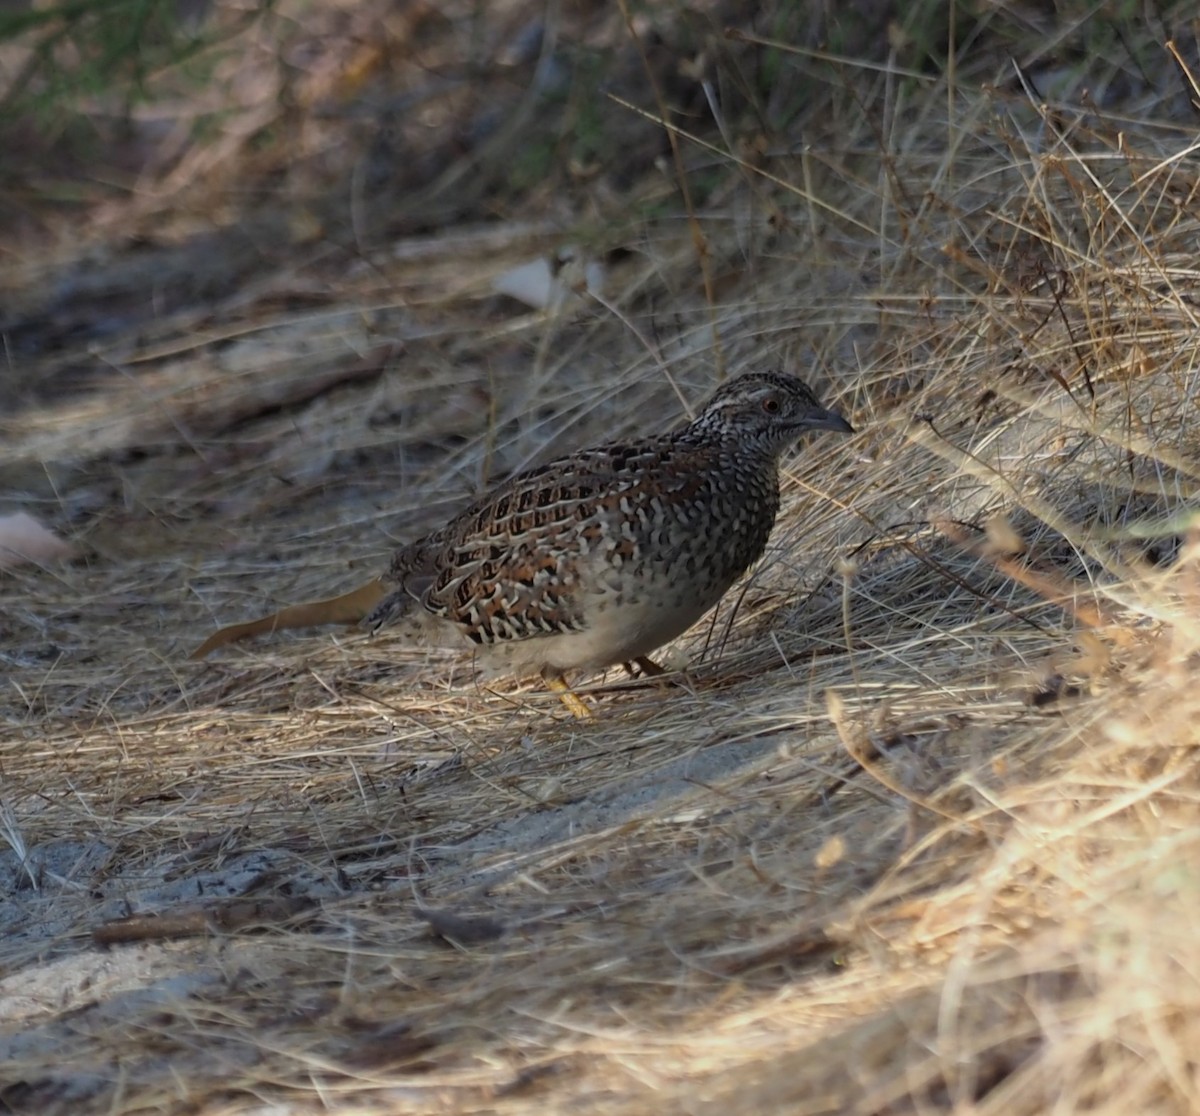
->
[0,512,72,571]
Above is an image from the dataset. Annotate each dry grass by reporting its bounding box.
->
[3,2,1200,1113]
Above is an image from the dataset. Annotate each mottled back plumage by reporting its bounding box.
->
[366,372,853,705]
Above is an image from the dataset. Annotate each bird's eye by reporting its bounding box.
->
[762,397,781,415]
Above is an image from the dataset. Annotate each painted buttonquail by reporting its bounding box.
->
[365,372,854,715]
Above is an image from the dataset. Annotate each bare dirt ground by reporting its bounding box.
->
[3,2,1200,1112]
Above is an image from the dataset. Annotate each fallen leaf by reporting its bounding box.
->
[191,577,387,658]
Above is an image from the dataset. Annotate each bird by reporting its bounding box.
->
[365,371,854,716]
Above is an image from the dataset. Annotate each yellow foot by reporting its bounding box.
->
[543,673,593,719]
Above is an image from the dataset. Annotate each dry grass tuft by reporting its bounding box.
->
[3,3,1200,1113]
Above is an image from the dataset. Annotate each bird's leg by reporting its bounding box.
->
[542,672,592,719]
[621,656,668,679]
[632,655,666,677]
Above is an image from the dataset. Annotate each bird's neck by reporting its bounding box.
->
[675,422,784,469]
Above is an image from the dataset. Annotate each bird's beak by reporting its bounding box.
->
[809,407,855,435]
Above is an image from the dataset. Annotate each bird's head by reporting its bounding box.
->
[690,371,854,454]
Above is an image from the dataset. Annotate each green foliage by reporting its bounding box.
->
[0,0,267,123]
[502,45,619,196]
